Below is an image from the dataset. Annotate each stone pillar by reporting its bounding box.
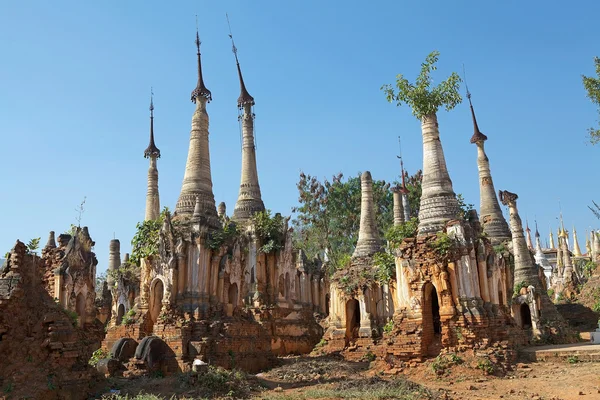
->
[217,202,226,219]
[499,191,545,292]
[352,171,382,258]
[107,239,121,288]
[472,143,510,244]
[572,227,582,257]
[391,186,405,226]
[144,95,161,221]
[417,113,460,235]
[593,231,600,261]
[232,102,265,222]
[145,156,160,221]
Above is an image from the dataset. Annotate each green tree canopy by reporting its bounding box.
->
[381,50,462,120]
[582,56,600,144]
[291,171,422,273]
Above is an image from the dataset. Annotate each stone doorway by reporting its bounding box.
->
[76,292,86,327]
[150,279,164,324]
[117,304,125,325]
[498,279,504,307]
[520,303,532,329]
[228,283,238,307]
[423,282,442,357]
[345,298,360,345]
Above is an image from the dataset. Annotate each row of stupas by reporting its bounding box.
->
[323,86,574,359]
[101,27,327,373]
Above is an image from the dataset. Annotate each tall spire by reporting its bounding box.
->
[572,226,582,257]
[416,113,460,235]
[191,18,212,104]
[175,24,219,226]
[144,88,161,221]
[353,171,382,258]
[549,228,556,249]
[228,14,265,222]
[466,87,511,244]
[227,14,254,108]
[499,190,545,292]
[526,220,533,250]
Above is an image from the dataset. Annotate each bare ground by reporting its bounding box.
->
[96,353,600,400]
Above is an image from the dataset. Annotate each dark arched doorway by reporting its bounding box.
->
[498,279,504,307]
[76,292,86,327]
[228,283,238,307]
[520,303,532,329]
[423,282,442,356]
[150,279,164,324]
[345,299,360,345]
[117,304,125,325]
[325,294,330,316]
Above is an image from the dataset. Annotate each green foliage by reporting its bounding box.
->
[547,288,555,299]
[456,193,475,220]
[64,309,78,327]
[383,319,394,334]
[373,251,396,283]
[107,261,140,286]
[567,355,580,364]
[429,232,456,262]
[252,210,286,254]
[382,50,462,120]
[335,253,352,271]
[123,309,136,325]
[292,172,395,275]
[207,222,240,250]
[26,237,40,254]
[493,244,507,255]
[476,357,495,374]
[129,211,167,266]
[3,382,13,394]
[514,281,529,297]
[582,56,600,144]
[362,351,377,362]
[454,326,464,341]
[88,348,108,367]
[385,217,419,248]
[314,338,328,349]
[431,353,463,375]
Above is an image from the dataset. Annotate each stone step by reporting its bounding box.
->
[519,342,600,362]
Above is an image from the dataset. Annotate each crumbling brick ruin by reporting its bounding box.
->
[0,231,104,399]
[99,31,327,376]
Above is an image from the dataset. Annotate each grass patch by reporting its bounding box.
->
[261,376,439,399]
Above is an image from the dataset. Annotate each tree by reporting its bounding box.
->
[582,57,600,145]
[381,50,462,120]
[292,172,393,272]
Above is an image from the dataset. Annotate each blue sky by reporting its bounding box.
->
[1,1,599,273]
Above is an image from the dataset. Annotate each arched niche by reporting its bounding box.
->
[150,279,164,324]
[76,292,86,328]
[117,303,125,325]
[345,298,360,344]
[228,282,238,307]
[422,282,442,357]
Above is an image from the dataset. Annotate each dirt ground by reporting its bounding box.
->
[100,352,600,400]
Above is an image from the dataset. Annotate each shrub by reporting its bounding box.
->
[383,319,394,334]
[385,217,418,248]
[252,210,286,254]
[88,348,108,367]
[373,251,396,283]
[476,357,495,374]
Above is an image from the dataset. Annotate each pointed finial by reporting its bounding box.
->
[226,13,254,108]
[463,65,488,144]
[144,87,161,158]
[535,220,540,238]
[526,218,531,232]
[191,16,212,103]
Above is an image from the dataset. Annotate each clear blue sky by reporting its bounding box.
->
[2,1,599,273]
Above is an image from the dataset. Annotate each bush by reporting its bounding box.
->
[88,348,108,367]
[383,319,394,334]
[477,357,495,374]
[252,210,286,254]
[373,251,396,283]
[385,217,418,248]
